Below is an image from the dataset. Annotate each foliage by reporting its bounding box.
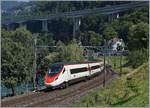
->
[127,48,148,68]
[103,25,118,41]
[73,63,148,107]
[3,3,148,47]
[55,40,68,61]
[80,15,106,33]
[117,63,148,107]
[120,7,149,24]
[103,6,148,45]
[34,1,127,13]
[128,22,148,50]
[44,52,60,65]
[36,48,49,76]
[126,78,139,95]
[37,33,55,46]
[1,27,34,95]
[45,40,84,64]
[65,40,84,62]
[48,17,73,43]
[2,2,149,47]
[56,40,66,55]
[79,31,103,45]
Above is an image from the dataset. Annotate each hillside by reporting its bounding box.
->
[118,63,149,107]
[73,63,148,107]
[1,1,149,100]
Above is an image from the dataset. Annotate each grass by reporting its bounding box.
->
[116,63,149,107]
[98,56,133,75]
[72,62,149,107]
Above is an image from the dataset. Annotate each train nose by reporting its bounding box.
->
[45,77,53,83]
[44,74,55,85]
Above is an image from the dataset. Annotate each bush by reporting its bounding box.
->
[126,78,139,95]
[84,78,132,106]
[127,49,148,68]
[44,40,84,64]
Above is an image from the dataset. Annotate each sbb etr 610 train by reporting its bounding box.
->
[44,61,104,88]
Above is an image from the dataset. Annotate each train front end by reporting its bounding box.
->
[44,64,64,88]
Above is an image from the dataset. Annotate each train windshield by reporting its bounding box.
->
[48,64,63,77]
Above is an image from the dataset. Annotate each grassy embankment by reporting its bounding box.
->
[73,56,148,107]
[97,56,133,75]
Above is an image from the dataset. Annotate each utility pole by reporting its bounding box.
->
[114,54,116,69]
[120,51,122,76]
[33,36,37,90]
[103,39,106,87]
[117,45,123,77]
[88,49,90,61]
[107,47,110,66]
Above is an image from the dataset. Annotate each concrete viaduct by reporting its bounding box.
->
[2,1,148,38]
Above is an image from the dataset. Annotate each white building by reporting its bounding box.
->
[109,38,125,51]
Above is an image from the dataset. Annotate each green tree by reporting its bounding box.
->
[44,40,67,65]
[45,40,84,63]
[79,31,102,45]
[128,22,148,50]
[37,33,55,46]
[103,25,118,41]
[36,48,49,76]
[1,27,34,95]
[89,31,103,45]
[56,40,67,61]
[65,40,84,62]
[44,52,60,65]
[127,49,148,68]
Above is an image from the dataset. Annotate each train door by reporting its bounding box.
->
[64,68,71,82]
[90,64,95,75]
[88,63,91,76]
[99,63,103,72]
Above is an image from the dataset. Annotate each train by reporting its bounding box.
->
[44,61,104,88]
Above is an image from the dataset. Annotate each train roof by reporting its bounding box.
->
[52,61,102,66]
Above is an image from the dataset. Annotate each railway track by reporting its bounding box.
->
[2,68,117,107]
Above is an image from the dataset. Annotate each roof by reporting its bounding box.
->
[108,38,125,46]
[52,61,102,66]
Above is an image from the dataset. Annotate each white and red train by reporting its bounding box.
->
[44,61,104,88]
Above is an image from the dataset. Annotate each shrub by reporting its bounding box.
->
[127,48,148,68]
[126,78,139,95]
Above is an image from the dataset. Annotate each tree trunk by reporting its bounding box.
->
[11,86,16,96]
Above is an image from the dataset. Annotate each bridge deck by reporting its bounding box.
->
[2,1,148,25]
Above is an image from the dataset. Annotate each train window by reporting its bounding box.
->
[70,67,87,74]
[91,65,100,70]
[48,64,63,77]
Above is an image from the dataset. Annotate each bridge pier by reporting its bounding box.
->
[18,22,27,28]
[116,13,119,19]
[108,13,119,21]
[41,20,48,32]
[5,24,10,31]
[73,17,81,40]
[108,14,113,22]
[6,23,17,30]
[113,13,120,20]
